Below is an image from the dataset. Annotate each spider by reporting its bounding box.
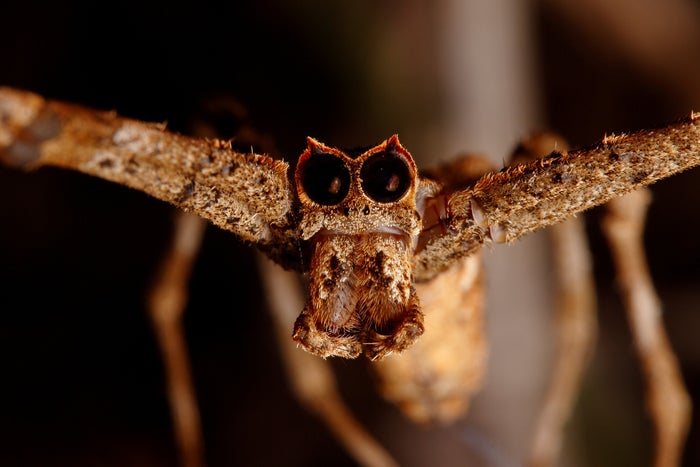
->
[1,86,698,467]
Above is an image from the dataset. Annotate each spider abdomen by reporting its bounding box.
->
[293,232,424,360]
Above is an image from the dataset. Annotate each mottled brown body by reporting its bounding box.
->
[373,253,486,423]
[3,88,698,290]
[1,88,699,466]
[292,136,439,360]
[294,233,422,360]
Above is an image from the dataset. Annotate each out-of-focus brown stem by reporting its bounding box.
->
[601,189,691,467]
[513,133,598,467]
[148,212,208,467]
[530,216,597,467]
[255,253,399,467]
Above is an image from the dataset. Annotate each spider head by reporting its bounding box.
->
[294,135,421,241]
[292,136,427,359]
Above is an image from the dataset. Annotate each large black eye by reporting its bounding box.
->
[360,151,412,203]
[299,153,351,205]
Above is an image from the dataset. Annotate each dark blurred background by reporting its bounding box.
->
[1,1,699,466]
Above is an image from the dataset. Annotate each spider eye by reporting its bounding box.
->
[360,151,412,203]
[299,153,351,205]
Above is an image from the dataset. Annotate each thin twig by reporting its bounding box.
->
[601,189,691,467]
[511,134,598,467]
[148,212,208,467]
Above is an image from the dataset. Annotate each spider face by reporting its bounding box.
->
[294,134,420,239]
[292,135,427,360]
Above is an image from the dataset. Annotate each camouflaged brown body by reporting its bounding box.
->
[2,87,700,454]
[293,233,422,359]
[373,251,486,423]
[2,87,700,363]
[292,137,426,360]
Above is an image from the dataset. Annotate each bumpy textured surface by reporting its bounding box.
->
[292,136,432,360]
[2,88,699,370]
[0,87,298,267]
[413,113,700,281]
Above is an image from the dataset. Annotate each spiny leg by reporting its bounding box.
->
[512,134,598,467]
[256,253,399,467]
[601,189,691,467]
[148,212,207,467]
[413,112,700,282]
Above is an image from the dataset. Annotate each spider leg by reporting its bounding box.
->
[513,134,598,467]
[0,87,299,269]
[255,253,399,467]
[147,211,208,467]
[414,114,700,281]
[601,189,691,467]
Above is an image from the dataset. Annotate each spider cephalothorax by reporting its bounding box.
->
[292,135,439,360]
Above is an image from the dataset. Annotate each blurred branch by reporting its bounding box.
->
[601,189,691,467]
[512,134,598,467]
[148,212,208,467]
